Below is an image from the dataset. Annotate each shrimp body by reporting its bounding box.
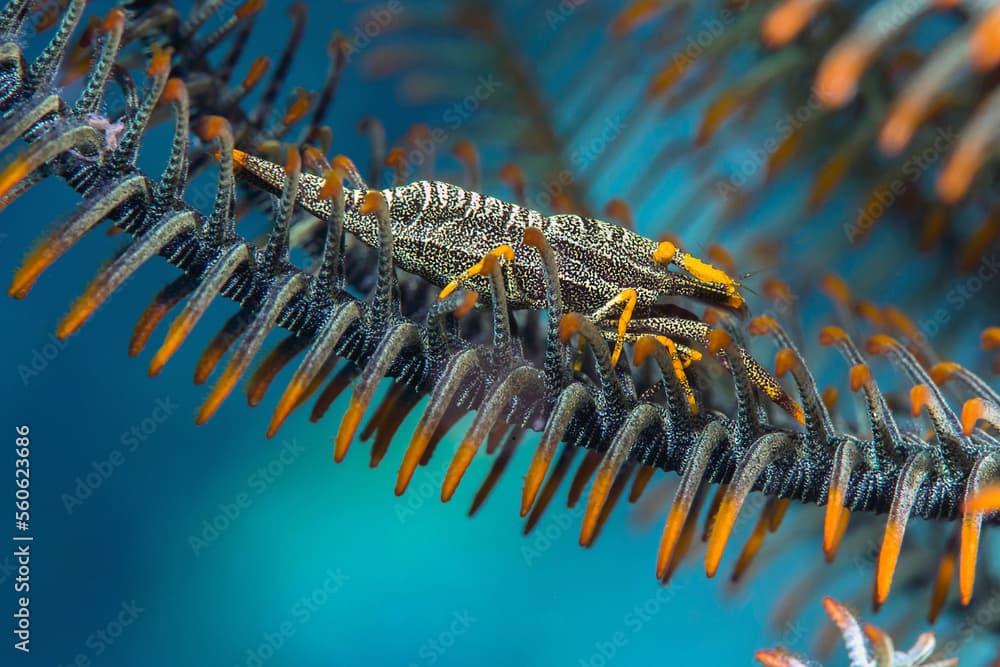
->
[233,150,743,317]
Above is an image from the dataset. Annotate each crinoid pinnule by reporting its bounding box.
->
[756,597,958,667]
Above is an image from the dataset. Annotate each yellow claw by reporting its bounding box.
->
[653,240,744,308]
[438,245,514,301]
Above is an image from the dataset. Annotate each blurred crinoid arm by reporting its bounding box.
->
[756,597,958,667]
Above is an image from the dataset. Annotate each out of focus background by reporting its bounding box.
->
[3,1,999,665]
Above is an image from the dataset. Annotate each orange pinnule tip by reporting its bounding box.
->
[822,386,838,410]
[761,2,810,48]
[102,8,126,32]
[559,313,583,343]
[701,307,727,327]
[821,596,847,624]
[961,398,985,436]
[395,431,430,496]
[818,325,847,346]
[242,56,269,90]
[865,334,897,355]
[302,145,327,168]
[581,467,614,546]
[9,243,56,299]
[706,245,736,275]
[774,348,796,378]
[195,116,228,142]
[960,516,979,606]
[406,124,431,142]
[910,384,931,418]
[441,442,477,502]
[863,623,889,646]
[754,649,793,667]
[149,317,193,377]
[451,139,477,162]
[499,162,525,188]
[646,58,691,99]
[610,0,662,38]
[454,292,479,319]
[329,34,348,57]
[604,199,633,229]
[334,398,365,463]
[520,447,554,517]
[655,504,687,579]
[706,328,731,355]
[929,362,960,385]
[849,364,871,393]
[971,6,1000,72]
[876,522,904,605]
[478,253,500,276]
[982,327,1000,350]
[695,91,739,146]
[146,45,173,77]
[854,301,883,327]
[819,274,850,306]
[360,191,386,215]
[937,148,976,204]
[235,0,264,18]
[762,277,792,303]
[705,493,737,578]
[57,292,101,340]
[195,367,240,425]
[0,155,30,201]
[653,240,676,265]
[748,316,778,336]
[823,484,845,550]
[332,154,358,175]
[385,147,406,169]
[284,145,301,174]
[814,46,865,108]
[319,170,344,199]
[522,226,545,249]
[633,336,661,367]
[882,306,919,338]
[878,100,923,156]
[965,483,1000,513]
[267,380,305,439]
[283,92,311,127]
[161,78,186,102]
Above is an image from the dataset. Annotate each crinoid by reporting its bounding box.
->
[756,597,958,667]
[3,1,1000,663]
